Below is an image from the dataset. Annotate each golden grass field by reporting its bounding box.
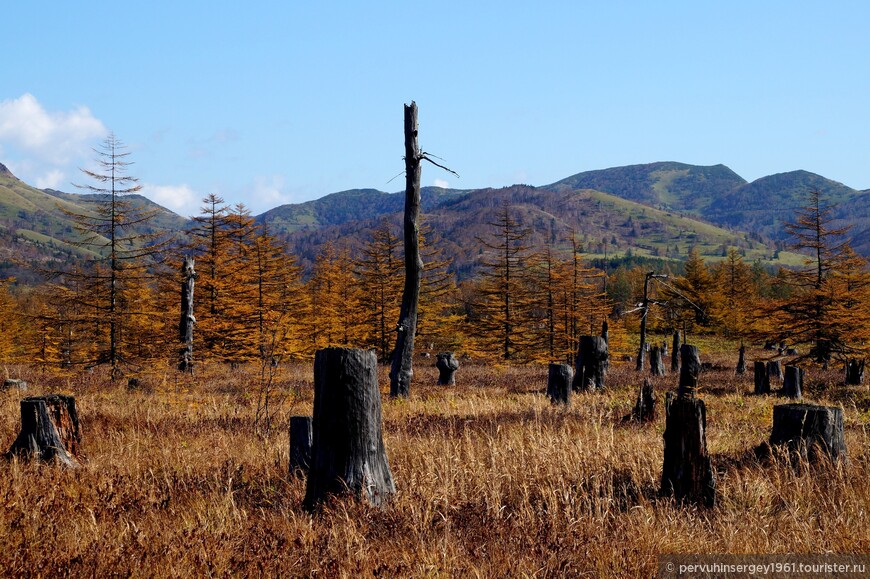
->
[0,351,868,577]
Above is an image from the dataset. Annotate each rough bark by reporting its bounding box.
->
[678,344,701,398]
[649,345,666,376]
[305,348,395,509]
[754,361,771,395]
[547,363,573,406]
[289,415,313,475]
[628,378,656,422]
[671,330,680,372]
[661,392,716,507]
[7,395,81,468]
[178,256,196,373]
[573,335,608,391]
[736,343,746,374]
[769,403,846,463]
[389,102,423,398]
[782,365,803,400]
[845,359,865,386]
[767,360,783,382]
[435,352,460,386]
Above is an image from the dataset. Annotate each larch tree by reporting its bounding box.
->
[355,221,403,362]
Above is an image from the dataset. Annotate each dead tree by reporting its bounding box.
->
[649,345,666,376]
[289,416,313,475]
[845,359,865,385]
[782,365,803,400]
[547,363,573,405]
[573,335,608,391]
[178,256,196,373]
[736,343,746,374]
[754,361,770,395]
[305,348,395,509]
[671,330,680,372]
[435,352,460,385]
[627,378,656,422]
[767,360,783,382]
[661,344,715,507]
[601,320,609,344]
[768,403,846,463]
[8,395,81,468]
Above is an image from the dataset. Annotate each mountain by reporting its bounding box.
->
[0,164,188,282]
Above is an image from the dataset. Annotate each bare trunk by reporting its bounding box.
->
[178,256,196,373]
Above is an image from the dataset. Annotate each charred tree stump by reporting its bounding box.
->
[754,361,770,395]
[435,352,460,385]
[767,360,783,382]
[671,330,680,372]
[781,365,803,400]
[547,363,573,405]
[769,403,846,463]
[649,345,666,376]
[601,320,609,344]
[678,344,701,397]
[289,416,313,475]
[178,256,196,373]
[627,378,656,422]
[845,359,865,386]
[736,343,746,374]
[661,391,715,507]
[573,335,609,392]
[305,348,395,509]
[8,395,81,468]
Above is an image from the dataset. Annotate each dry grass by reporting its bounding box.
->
[1,353,869,577]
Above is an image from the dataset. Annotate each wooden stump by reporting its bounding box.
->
[628,378,656,422]
[769,403,846,463]
[546,363,573,406]
[767,360,783,382]
[7,395,81,468]
[435,352,460,386]
[649,345,666,376]
[782,365,803,400]
[678,344,700,397]
[2,379,28,391]
[304,348,395,509]
[572,335,608,392]
[754,361,770,395]
[845,359,865,386]
[736,344,746,374]
[671,330,680,372]
[289,416,313,475]
[661,392,715,507]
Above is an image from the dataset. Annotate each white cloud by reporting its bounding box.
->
[0,93,106,165]
[34,169,65,190]
[433,178,450,189]
[142,183,200,217]
[250,175,291,212]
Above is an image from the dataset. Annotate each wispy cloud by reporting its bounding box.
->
[433,178,450,189]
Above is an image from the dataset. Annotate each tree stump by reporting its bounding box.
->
[7,395,81,468]
[572,335,608,392]
[736,343,746,374]
[661,392,715,507]
[769,403,846,463]
[628,378,656,422]
[754,361,770,395]
[845,359,865,386]
[304,348,395,509]
[289,416,313,475]
[671,330,680,372]
[678,344,700,397]
[767,360,783,382]
[649,345,666,376]
[546,363,573,406]
[435,352,460,385]
[781,365,803,400]
[2,379,28,391]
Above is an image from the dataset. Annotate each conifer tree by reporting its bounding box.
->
[355,222,403,362]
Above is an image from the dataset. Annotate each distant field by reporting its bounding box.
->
[1,353,867,576]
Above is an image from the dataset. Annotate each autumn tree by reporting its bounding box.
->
[355,221,403,362]
[307,242,365,352]
[418,222,466,353]
[710,247,755,338]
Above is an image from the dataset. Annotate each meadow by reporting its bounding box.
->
[1,351,868,577]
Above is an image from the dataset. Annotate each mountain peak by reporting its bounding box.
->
[0,162,12,177]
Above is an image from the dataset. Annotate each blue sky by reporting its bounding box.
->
[2,1,868,217]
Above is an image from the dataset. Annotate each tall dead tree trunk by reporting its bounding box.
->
[736,342,746,374]
[547,363,573,405]
[178,256,196,373]
[754,361,770,395]
[8,395,81,468]
[671,330,680,372]
[573,335,608,391]
[636,272,654,371]
[305,348,395,509]
[601,320,609,344]
[389,102,423,398]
